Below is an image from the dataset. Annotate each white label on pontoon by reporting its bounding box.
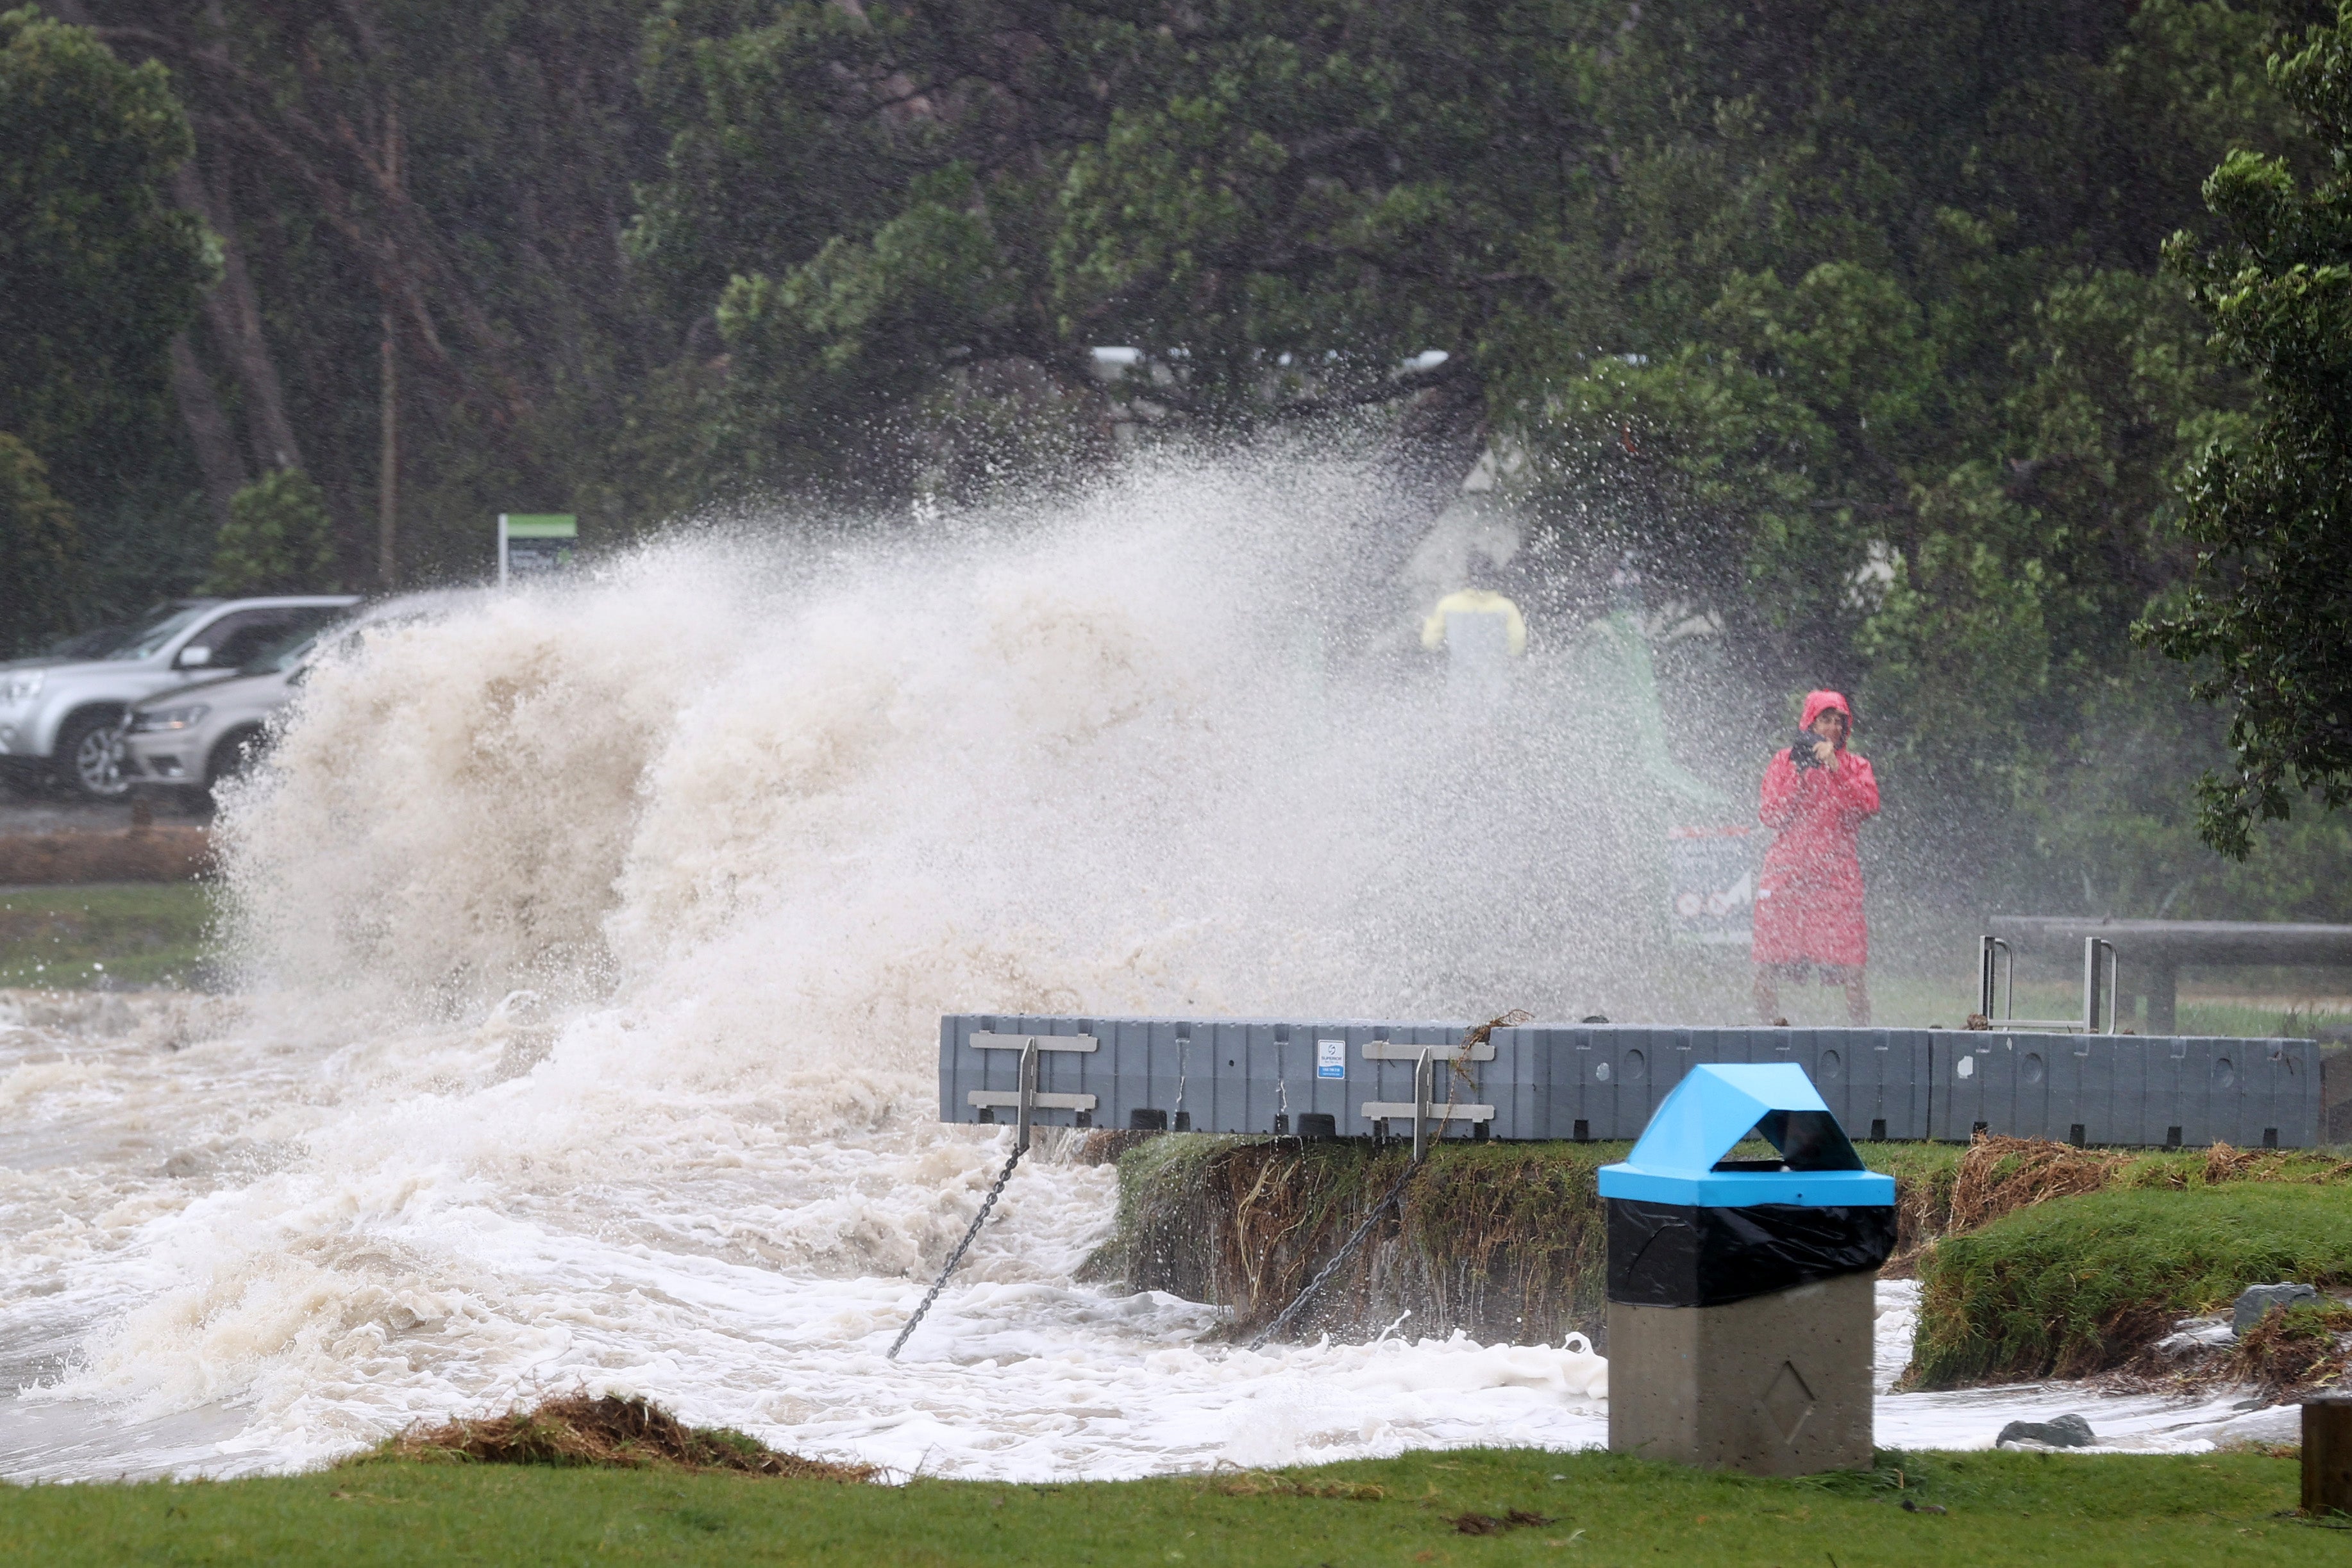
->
[1317,1039,1346,1080]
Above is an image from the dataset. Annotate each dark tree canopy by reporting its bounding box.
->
[0,433,81,654]
[0,4,208,491]
[2146,2,2352,856]
[18,0,2352,917]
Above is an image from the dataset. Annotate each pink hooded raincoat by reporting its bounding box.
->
[1751,690,1879,969]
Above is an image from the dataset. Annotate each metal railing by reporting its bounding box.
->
[1978,934,2120,1033]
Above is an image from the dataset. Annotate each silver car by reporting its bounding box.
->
[0,596,358,799]
[116,590,479,801]
[116,635,317,799]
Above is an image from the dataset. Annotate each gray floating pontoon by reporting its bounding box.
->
[937,1013,2319,1148]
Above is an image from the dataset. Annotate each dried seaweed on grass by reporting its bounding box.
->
[2226,1301,2352,1396]
[1450,1508,1555,1534]
[2112,1299,2352,1399]
[1945,1133,2126,1233]
[358,1394,875,1481]
[1201,1467,1384,1501]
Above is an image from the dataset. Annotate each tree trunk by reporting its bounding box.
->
[171,159,306,474]
[376,92,401,590]
[166,334,246,532]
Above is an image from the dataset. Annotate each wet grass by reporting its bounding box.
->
[1909,1180,2352,1388]
[1990,977,2349,1039]
[1624,963,2349,1035]
[0,882,218,988]
[0,1446,2329,1566]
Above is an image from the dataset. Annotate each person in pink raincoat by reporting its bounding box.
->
[1752,690,1880,1024]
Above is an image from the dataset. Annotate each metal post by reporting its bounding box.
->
[2083,938,2118,1033]
[1016,1039,1037,1155]
[1413,1046,1432,1162]
[1979,935,2011,1019]
[2306,1396,2352,1515]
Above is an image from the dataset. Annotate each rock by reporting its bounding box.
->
[2233,1282,2321,1337]
[1995,1414,2096,1449]
[2153,1317,2237,1356]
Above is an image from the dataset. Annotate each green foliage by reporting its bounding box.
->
[1911,1180,2352,1387]
[632,0,1557,492]
[21,0,2352,921]
[0,431,80,656]
[2144,1,2352,857]
[202,468,340,596]
[0,6,208,474]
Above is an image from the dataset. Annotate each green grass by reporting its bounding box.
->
[2179,1000,2352,1039]
[0,882,219,988]
[1911,1181,2352,1387]
[1993,978,2351,1039]
[0,1447,2333,1567]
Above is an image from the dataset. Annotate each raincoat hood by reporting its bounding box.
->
[1799,689,1854,745]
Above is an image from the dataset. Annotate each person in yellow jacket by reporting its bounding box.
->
[1420,588,1527,655]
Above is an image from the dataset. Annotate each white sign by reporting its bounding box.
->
[1316,1039,1346,1080]
[499,513,578,586]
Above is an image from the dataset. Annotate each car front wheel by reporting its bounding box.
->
[55,710,130,801]
[205,727,268,792]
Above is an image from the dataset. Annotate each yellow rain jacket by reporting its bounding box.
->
[1420,589,1527,656]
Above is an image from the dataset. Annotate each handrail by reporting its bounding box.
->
[1976,931,2088,1030]
[2085,937,2119,1035]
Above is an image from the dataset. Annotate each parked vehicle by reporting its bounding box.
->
[0,596,358,800]
[116,590,477,802]
[115,630,321,801]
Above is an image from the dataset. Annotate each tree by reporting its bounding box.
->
[0,433,82,657]
[87,0,675,574]
[2145,2,2352,857]
[0,5,209,488]
[634,0,1616,501]
[202,468,340,595]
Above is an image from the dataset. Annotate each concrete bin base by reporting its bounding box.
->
[1607,1270,1876,1476]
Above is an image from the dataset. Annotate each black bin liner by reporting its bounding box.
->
[1606,1197,1896,1308]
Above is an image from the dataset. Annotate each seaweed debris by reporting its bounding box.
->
[354,1394,876,1481]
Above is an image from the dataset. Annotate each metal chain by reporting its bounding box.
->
[1246,1151,1420,1350]
[1245,1008,1528,1351]
[887,1140,1026,1360]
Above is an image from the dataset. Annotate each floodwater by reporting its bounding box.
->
[0,460,2295,1480]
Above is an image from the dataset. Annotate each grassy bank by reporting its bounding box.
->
[1089,1135,1967,1344]
[0,1447,2331,1566]
[1093,1135,1622,1342]
[0,882,219,988]
[1097,1131,2352,1372]
[1910,1180,2352,1387]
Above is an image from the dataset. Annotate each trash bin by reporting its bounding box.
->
[1599,1062,1896,1476]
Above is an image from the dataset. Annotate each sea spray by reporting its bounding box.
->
[0,452,1935,1478]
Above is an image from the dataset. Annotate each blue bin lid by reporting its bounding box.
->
[1597,1062,1895,1209]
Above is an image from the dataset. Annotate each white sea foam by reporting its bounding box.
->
[0,456,2284,1479]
